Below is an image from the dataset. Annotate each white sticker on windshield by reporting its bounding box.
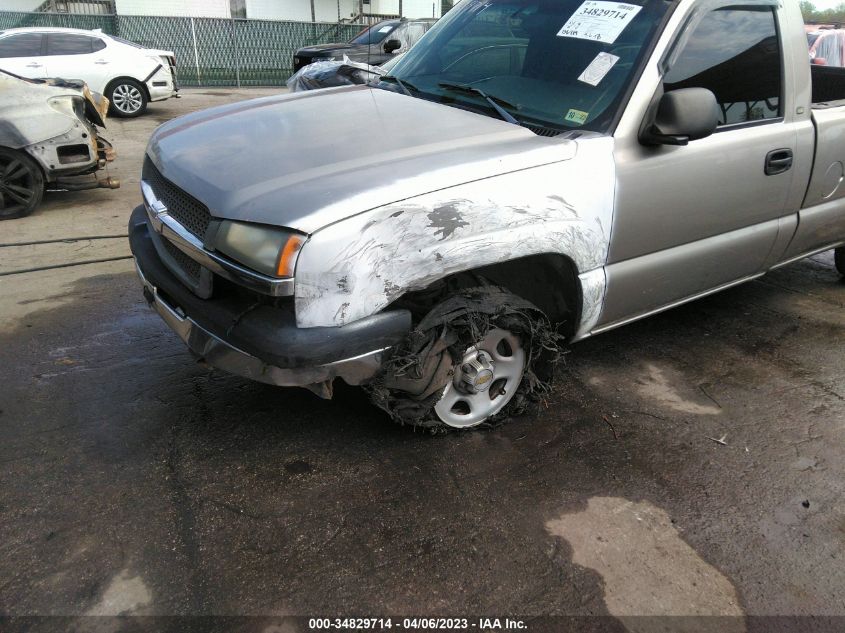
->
[557,1,642,44]
[378,25,394,32]
[577,51,620,86]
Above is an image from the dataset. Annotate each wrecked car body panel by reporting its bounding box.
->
[0,70,117,186]
[294,136,614,329]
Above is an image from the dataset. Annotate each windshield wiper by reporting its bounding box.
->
[380,74,418,96]
[438,82,521,126]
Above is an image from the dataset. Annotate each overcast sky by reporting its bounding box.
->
[807,0,844,11]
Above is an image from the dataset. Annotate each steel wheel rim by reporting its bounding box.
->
[0,155,37,215]
[112,84,143,113]
[433,327,527,428]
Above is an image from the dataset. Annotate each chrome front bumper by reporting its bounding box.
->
[134,259,389,398]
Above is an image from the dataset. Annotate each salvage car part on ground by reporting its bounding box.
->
[0,69,119,219]
[130,0,845,430]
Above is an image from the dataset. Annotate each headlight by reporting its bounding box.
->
[214,220,305,278]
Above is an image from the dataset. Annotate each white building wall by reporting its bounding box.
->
[399,0,440,18]
[114,0,230,17]
[246,0,310,21]
[366,0,398,15]
[2,0,42,10]
[324,0,357,22]
[112,0,439,21]
[245,0,358,22]
[360,0,440,18]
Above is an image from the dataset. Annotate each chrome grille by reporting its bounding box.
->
[161,237,201,282]
[142,158,212,240]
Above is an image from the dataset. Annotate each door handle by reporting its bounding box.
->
[94,59,109,64]
[765,148,793,175]
[25,62,42,68]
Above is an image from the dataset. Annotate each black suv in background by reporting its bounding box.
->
[293,18,436,71]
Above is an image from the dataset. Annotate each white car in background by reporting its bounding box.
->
[0,27,177,117]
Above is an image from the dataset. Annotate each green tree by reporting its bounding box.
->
[804,1,845,24]
[801,0,817,21]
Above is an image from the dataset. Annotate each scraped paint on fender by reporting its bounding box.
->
[295,137,615,331]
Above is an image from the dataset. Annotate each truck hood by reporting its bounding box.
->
[146,85,577,234]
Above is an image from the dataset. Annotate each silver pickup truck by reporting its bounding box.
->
[129,0,845,430]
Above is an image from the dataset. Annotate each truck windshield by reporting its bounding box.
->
[350,21,400,45]
[381,0,671,133]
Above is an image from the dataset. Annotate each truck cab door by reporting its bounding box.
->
[598,3,809,330]
[0,32,48,79]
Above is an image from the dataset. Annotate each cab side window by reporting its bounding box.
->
[47,33,98,55]
[0,33,44,58]
[664,7,782,126]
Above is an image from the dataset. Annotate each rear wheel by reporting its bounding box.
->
[835,247,845,276]
[367,286,561,430]
[108,79,147,117]
[0,148,44,220]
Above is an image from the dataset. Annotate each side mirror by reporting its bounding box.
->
[640,87,720,146]
[384,39,401,54]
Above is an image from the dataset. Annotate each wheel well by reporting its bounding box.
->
[105,76,149,101]
[395,253,582,340]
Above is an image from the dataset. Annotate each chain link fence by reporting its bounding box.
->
[0,11,367,86]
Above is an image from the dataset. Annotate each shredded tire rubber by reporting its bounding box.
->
[365,286,564,431]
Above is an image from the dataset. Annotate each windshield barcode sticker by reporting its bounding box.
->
[577,52,620,86]
[557,1,642,44]
[565,109,589,125]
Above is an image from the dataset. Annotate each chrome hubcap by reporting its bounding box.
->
[112,84,143,113]
[433,328,526,428]
[459,350,495,394]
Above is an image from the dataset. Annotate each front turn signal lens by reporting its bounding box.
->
[215,220,305,278]
[277,234,305,278]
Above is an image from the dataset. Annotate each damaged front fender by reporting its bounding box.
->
[295,136,615,335]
